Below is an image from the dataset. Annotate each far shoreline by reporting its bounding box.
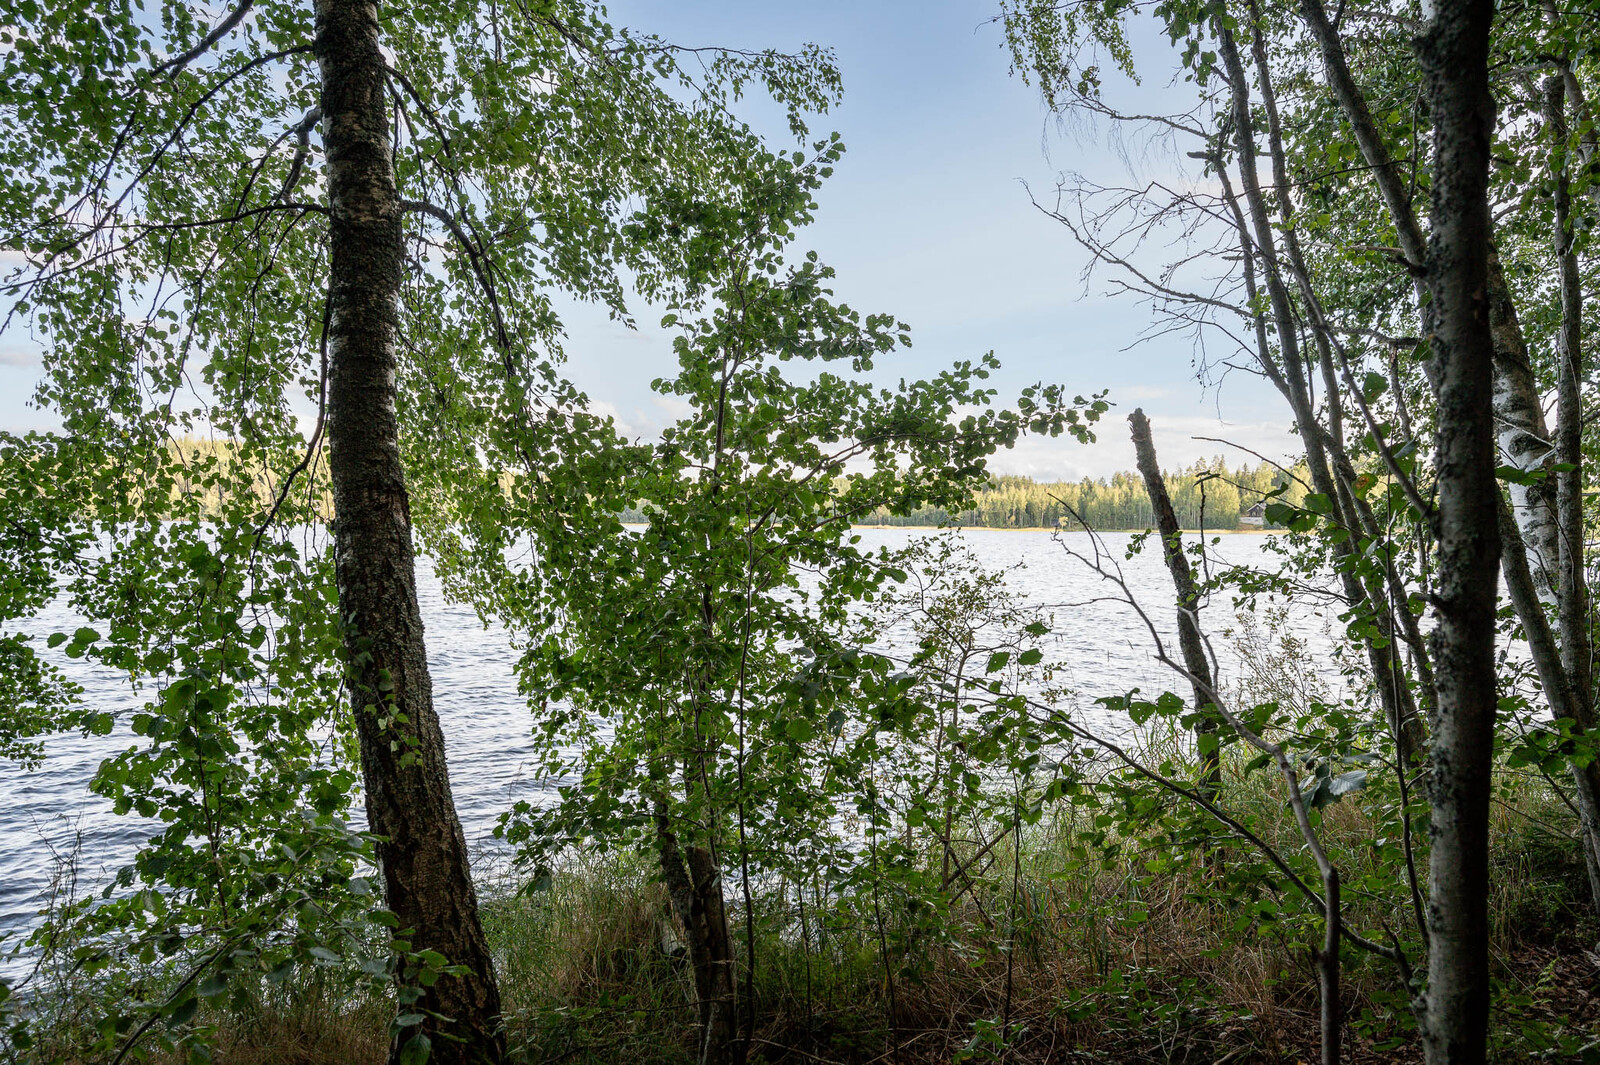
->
[620,523,1283,534]
[849,525,1282,534]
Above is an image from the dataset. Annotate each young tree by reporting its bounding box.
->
[491,134,1099,1063]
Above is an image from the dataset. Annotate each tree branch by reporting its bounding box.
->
[153,0,257,78]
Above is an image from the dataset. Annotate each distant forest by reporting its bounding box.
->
[857,461,1306,530]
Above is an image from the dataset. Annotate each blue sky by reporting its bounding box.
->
[0,0,1299,478]
[553,0,1296,477]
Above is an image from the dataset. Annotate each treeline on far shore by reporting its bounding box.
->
[158,439,1299,533]
[856,461,1306,530]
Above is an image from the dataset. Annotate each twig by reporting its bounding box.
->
[153,0,257,78]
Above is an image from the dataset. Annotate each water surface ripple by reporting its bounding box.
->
[0,529,1317,960]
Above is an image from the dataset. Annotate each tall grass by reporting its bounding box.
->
[16,744,1593,1065]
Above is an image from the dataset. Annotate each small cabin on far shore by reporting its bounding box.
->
[1240,500,1267,527]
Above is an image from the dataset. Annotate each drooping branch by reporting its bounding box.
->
[26,45,314,278]
[400,198,511,354]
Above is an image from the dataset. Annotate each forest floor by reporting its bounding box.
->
[161,900,1599,1065]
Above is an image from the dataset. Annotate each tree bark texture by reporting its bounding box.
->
[316,2,506,1062]
[1129,409,1222,798]
[655,803,738,1065]
[1543,76,1600,907]
[1485,248,1560,600]
[1416,3,1501,1061]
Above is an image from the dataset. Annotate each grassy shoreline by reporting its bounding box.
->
[18,749,1583,1065]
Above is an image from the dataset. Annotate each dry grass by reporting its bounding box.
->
[163,996,389,1065]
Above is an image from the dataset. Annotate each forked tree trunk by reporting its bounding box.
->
[1416,3,1501,1062]
[1128,409,1221,799]
[655,801,738,1065]
[316,2,505,1062]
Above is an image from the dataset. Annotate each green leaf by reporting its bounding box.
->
[167,994,199,1028]
[399,1033,432,1065]
[1327,769,1367,798]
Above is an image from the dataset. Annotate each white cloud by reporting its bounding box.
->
[1112,384,1175,402]
[650,395,692,422]
[988,413,1300,481]
[0,348,38,367]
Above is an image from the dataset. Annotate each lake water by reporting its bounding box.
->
[0,529,1324,969]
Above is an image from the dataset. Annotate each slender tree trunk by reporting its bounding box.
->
[1299,0,1560,601]
[1319,868,1343,1065]
[1485,248,1560,598]
[316,3,504,1062]
[1213,3,1425,763]
[1240,2,1439,732]
[1543,76,1600,907]
[1498,496,1600,907]
[1298,0,1426,269]
[655,801,738,1065]
[1129,409,1221,799]
[1416,4,1500,1061]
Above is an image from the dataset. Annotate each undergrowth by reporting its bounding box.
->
[17,749,1584,1065]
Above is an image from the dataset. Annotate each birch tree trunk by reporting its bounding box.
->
[1543,76,1600,907]
[1416,3,1501,1060]
[316,2,505,1061]
[1485,249,1559,598]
